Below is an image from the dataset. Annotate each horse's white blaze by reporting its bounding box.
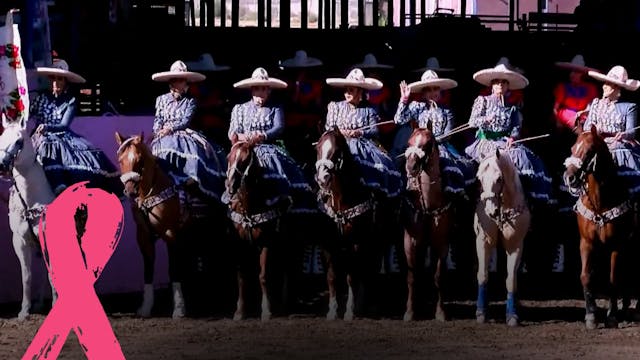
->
[316,139,333,182]
[127,148,136,163]
[576,140,584,153]
[321,139,332,161]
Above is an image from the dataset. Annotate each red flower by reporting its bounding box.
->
[15,99,24,111]
[11,45,19,58]
[6,107,17,121]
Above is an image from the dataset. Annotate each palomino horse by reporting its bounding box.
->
[0,122,56,320]
[475,147,530,326]
[402,127,452,321]
[563,126,635,329]
[315,128,380,321]
[225,140,287,321]
[115,132,202,318]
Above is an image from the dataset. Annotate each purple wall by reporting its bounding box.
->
[0,116,172,305]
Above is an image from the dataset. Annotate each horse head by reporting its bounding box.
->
[315,127,350,191]
[477,147,519,219]
[563,125,612,194]
[226,141,258,199]
[115,131,153,198]
[0,123,31,176]
[405,125,437,178]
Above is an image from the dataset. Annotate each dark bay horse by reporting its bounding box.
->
[225,140,289,321]
[402,127,452,321]
[115,132,218,318]
[315,128,382,321]
[563,126,635,329]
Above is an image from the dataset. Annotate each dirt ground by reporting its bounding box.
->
[3,299,640,360]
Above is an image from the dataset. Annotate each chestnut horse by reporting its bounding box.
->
[474,147,530,327]
[563,126,635,329]
[115,132,214,319]
[402,127,452,321]
[315,128,381,321]
[225,140,287,321]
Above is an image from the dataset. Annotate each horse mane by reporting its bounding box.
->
[478,149,525,203]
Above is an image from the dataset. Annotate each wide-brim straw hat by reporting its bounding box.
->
[473,57,529,90]
[233,67,288,89]
[185,53,230,72]
[413,57,454,73]
[588,65,640,91]
[555,54,598,73]
[353,53,393,69]
[152,60,206,82]
[279,50,323,68]
[408,70,457,92]
[36,59,86,83]
[326,68,383,91]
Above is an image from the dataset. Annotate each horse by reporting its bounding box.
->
[401,127,453,321]
[0,121,57,320]
[314,128,382,321]
[474,147,530,327]
[115,131,218,319]
[563,126,635,329]
[225,140,290,321]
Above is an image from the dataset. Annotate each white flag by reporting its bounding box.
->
[0,10,29,129]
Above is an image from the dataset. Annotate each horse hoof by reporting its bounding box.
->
[17,311,29,322]
[476,313,486,324]
[326,311,337,321]
[261,312,272,322]
[233,312,244,321]
[403,311,414,322]
[136,307,152,318]
[435,309,447,322]
[344,312,354,321]
[605,317,619,329]
[172,308,186,319]
[506,315,519,327]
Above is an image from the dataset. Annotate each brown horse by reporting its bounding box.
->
[115,132,192,319]
[563,126,635,329]
[402,127,452,321]
[225,140,286,321]
[315,128,380,321]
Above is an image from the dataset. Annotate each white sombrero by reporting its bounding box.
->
[185,53,230,72]
[152,60,206,82]
[413,57,454,73]
[353,53,393,69]
[36,59,86,83]
[326,68,383,91]
[279,50,323,68]
[555,54,598,73]
[233,67,288,89]
[473,57,529,90]
[588,65,640,91]
[408,70,458,92]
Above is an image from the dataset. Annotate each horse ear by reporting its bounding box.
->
[426,120,433,132]
[115,131,124,145]
[590,125,597,137]
[495,147,500,159]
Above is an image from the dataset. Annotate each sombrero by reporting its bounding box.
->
[326,68,383,91]
[233,67,288,89]
[37,59,86,83]
[473,57,529,90]
[152,60,206,82]
[588,65,640,91]
[408,70,457,92]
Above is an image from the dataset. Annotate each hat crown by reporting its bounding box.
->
[293,50,309,62]
[198,53,217,66]
[251,67,270,80]
[570,54,586,66]
[421,70,439,81]
[51,59,70,71]
[607,66,628,82]
[170,60,189,72]
[495,57,514,69]
[426,57,441,69]
[362,53,378,65]
[346,68,366,82]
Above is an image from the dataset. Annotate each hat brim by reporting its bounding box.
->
[279,58,323,68]
[233,78,288,89]
[37,67,86,83]
[185,63,231,72]
[408,78,458,92]
[152,71,206,82]
[326,78,383,90]
[354,63,393,69]
[413,66,455,73]
[554,62,598,73]
[473,69,529,90]
[588,70,640,91]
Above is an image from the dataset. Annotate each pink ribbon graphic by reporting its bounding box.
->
[22,182,126,359]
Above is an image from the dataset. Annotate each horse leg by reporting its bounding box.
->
[136,226,155,318]
[325,249,338,320]
[167,240,186,319]
[234,238,248,321]
[432,229,449,322]
[344,271,355,321]
[475,223,495,324]
[403,231,417,322]
[580,238,597,329]
[606,250,620,328]
[259,246,272,321]
[504,235,524,327]
[12,233,32,321]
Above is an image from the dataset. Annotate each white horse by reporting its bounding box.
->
[0,120,57,320]
[474,148,530,327]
